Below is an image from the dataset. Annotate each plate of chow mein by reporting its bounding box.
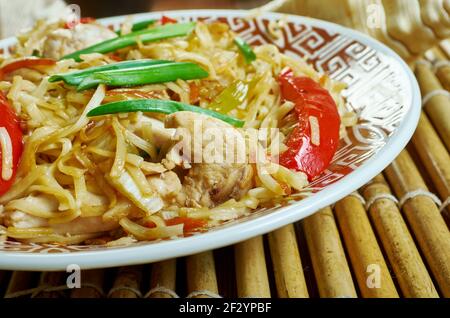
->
[0,10,420,270]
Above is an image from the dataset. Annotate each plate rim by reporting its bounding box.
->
[0,9,421,271]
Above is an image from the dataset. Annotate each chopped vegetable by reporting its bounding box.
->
[107,170,163,214]
[49,59,173,86]
[165,217,206,233]
[31,50,41,57]
[62,22,196,62]
[208,79,252,114]
[80,17,96,24]
[189,82,199,104]
[87,99,245,127]
[65,17,96,29]
[77,62,209,91]
[278,68,340,181]
[0,92,23,196]
[107,54,123,62]
[144,220,157,228]
[234,37,256,64]
[161,16,178,25]
[132,19,156,31]
[0,58,56,79]
[116,19,157,35]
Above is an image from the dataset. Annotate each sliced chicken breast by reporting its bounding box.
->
[42,23,117,59]
[4,210,118,235]
[165,111,254,208]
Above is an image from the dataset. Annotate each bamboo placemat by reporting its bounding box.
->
[1,44,449,299]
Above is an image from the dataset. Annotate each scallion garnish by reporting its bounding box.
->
[87,99,245,127]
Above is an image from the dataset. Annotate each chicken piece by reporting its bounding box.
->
[51,216,118,235]
[141,116,176,148]
[4,210,118,235]
[164,111,254,208]
[42,23,117,59]
[147,171,182,205]
[165,111,238,166]
[2,194,119,236]
[181,163,254,208]
[4,210,47,228]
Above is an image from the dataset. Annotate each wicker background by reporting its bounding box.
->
[0,1,449,298]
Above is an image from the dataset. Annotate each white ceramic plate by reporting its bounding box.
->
[0,10,420,271]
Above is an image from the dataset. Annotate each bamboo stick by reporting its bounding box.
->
[411,112,450,218]
[424,50,438,64]
[334,195,398,298]
[214,247,237,298]
[436,65,450,98]
[33,272,66,298]
[234,236,271,298]
[267,224,309,298]
[70,269,104,298]
[382,0,436,56]
[426,47,450,91]
[440,39,450,59]
[186,251,219,298]
[5,271,38,298]
[414,63,450,151]
[361,174,438,297]
[384,150,450,296]
[109,266,142,298]
[436,65,450,95]
[406,143,437,192]
[302,207,357,298]
[430,46,448,60]
[147,259,177,298]
[294,222,320,297]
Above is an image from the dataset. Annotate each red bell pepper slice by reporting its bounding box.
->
[189,82,199,104]
[278,68,340,181]
[80,17,96,24]
[0,92,23,196]
[65,17,96,29]
[0,58,56,79]
[161,15,178,25]
[165,217,206,233]
[107,53,123,62]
